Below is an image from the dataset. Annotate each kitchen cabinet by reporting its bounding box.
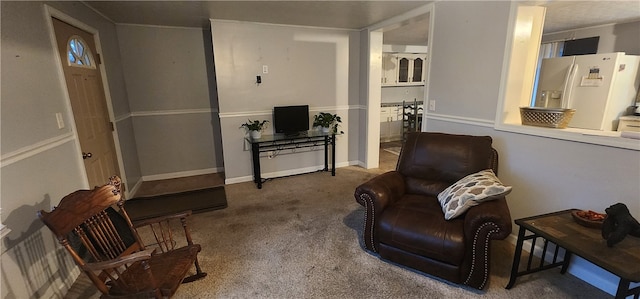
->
[382,53,427,86]
[381,53,398,85]
[380,104,403,142]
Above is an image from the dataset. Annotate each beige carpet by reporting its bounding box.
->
[66,164,610,299]
[176,167,609,298]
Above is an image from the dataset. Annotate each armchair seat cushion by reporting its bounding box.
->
[378,195,465,265]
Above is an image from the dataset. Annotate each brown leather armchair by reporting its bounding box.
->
[355,132,512,289]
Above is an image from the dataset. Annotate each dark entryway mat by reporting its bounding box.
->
[125,186,227,221]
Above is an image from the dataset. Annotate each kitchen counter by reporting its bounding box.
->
[381,101,423,107]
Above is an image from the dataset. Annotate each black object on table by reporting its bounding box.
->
[246,131,337,189]
[506,209,640,299]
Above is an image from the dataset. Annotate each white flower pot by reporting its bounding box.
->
[250,130,262,139]
[321,127,330,134]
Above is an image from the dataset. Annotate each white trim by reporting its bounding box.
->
[225,175,253,185]
[114,107,220,122]
[114,113,131,123]
[126,177,143,198]
[224,161,352,185]
[495,123,640,150]
[504,231,630,297]
[219,105,352,118]
[366,4,432,32]
[116,23,207,30]
[422,3,435,133]
[1,133,76,167]
[142,167,223,182]
[426,113,495,128]
[81,1,115,23]
[210,18,356,33]
[131,108,216,117]
[44,5,126,189]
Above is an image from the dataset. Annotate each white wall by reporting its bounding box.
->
[0,2,136,298]
[116,24,223,179]
[210,20,360,182]
[427,1,639,296]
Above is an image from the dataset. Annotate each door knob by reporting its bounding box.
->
[82,152,93,159]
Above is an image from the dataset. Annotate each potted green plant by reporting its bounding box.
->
[313,112,342,134]
[240,119,269,139]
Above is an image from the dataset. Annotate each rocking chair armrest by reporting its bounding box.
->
[132,210,193,228]
[81,248,156,272]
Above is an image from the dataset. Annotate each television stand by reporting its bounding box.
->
[246,131,337,189]
[283,131,307,137]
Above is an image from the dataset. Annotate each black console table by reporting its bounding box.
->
[246,131,336,189]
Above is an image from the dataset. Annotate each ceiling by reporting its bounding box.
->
[85,1,640,46]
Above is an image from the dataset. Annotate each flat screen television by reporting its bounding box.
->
[562,36,599,56]
[273,105,309,135]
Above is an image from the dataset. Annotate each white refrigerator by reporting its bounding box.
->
[534,52,640,130]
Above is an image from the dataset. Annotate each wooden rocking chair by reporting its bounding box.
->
[38,176,207,298]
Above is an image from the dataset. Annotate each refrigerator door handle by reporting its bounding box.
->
[562,63,579,108]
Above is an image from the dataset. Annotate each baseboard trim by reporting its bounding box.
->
[224,162,354,185]
[503,231,627,297]
[126,177,143,198]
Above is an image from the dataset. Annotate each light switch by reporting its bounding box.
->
[55,112,65,129]
[428,100,436,111]
[262,65,268,74]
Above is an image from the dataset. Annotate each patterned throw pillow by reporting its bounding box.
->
[438,169,512,220]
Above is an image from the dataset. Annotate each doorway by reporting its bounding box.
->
[367,7,432,170]
[51,17,120,187]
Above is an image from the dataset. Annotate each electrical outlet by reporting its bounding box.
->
[428,100,436,111]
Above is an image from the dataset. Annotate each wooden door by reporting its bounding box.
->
[52,18,119,187]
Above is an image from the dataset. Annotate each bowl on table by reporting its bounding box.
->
[571,210,606,229]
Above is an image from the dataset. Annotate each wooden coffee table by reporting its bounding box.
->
[506,209,640,298]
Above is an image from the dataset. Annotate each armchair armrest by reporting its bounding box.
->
[463,197,512,241]
[460,197,512,289]
[354,171,405,208]
[354,171,406,252]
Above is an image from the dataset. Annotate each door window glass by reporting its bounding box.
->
[67,36,95,69]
